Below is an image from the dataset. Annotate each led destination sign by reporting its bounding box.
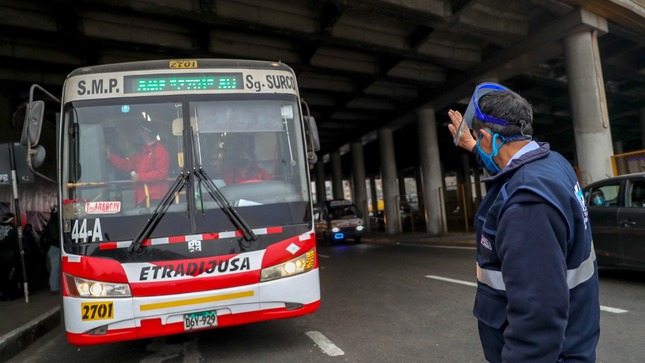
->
[124,73,243,93]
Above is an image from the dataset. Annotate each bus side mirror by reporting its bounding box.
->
[303,116,320,166]
[20,100,45,147]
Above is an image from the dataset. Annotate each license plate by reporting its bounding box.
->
[183,310,218,330]
[81,301,114,321]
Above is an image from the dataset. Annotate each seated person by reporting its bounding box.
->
[590,190,605,206]
[107,123,170,207]
[224,150,271,185]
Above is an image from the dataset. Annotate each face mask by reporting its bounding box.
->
[476,130,505,175]
[592,195,605,205]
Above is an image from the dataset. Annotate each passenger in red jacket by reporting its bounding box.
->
[107,124,170,208]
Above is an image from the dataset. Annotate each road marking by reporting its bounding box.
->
[425,275,628,314]
[425,275,477,287]
[600,305,628,314]
[318,254,330,258]
[305,331,344,356]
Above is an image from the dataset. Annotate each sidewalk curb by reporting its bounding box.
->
[0,306,61,362]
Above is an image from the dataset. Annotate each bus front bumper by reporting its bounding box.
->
[63,268,320,345]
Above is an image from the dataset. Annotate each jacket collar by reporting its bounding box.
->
[483,142,551,182]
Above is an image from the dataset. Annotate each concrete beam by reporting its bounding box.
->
[562,0,645,36]
[82,11,194,49]
[0,4,58,31]
[215,0,318,34]
[427,7,608,112]
[0,38,82,66]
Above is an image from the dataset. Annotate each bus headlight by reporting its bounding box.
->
[64,273,131,298]
[261,249,316,282]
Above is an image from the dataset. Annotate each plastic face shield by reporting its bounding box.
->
[453,82,510,146]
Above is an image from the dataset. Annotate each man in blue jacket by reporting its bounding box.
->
[447,83,600,362]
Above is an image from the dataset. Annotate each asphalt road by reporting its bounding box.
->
[9,242,645,362]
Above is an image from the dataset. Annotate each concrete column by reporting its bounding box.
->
[418,107,444,236]
[314,161,326,204]
[414,167,425,224]
[368,176,378,232]
[379,128,400,235]
[563,30,613,185]
[330,151,343,199]
[369,176,378,210]
[398,169,406,200]
[350,142,368,226]
[398,169,407,232]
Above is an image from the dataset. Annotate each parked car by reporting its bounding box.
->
[583,173,645,271]
[314,199,365,244]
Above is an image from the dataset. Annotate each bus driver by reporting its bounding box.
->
[224,149,271,185]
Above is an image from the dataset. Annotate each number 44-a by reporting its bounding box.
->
[71,219,103,243]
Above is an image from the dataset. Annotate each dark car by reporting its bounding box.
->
[583,173,645,271]
[314,199,365,244]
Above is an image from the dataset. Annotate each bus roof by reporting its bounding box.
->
[67,59,294,78]
[63,58,300,102]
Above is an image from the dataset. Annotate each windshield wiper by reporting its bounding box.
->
[128,172,188,254]
[194,167,257,242]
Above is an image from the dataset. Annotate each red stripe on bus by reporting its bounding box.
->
[266,226,283,234]
[168,236,185,243]
[202,232,219,240]
[99,242,118,250]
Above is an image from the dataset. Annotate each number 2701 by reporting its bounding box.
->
[81,302,114,321]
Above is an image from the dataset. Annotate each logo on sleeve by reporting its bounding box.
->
[574,182,589,230]
[480,236,492,250]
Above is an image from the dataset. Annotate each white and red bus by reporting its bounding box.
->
[23,59,320,345]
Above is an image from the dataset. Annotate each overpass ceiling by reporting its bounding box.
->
[0,0,644,177]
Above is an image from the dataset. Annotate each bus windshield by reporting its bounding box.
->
[328,204,361,219]
[62,94,310,250]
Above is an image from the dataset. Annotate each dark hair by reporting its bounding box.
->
[471,90,533,138]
